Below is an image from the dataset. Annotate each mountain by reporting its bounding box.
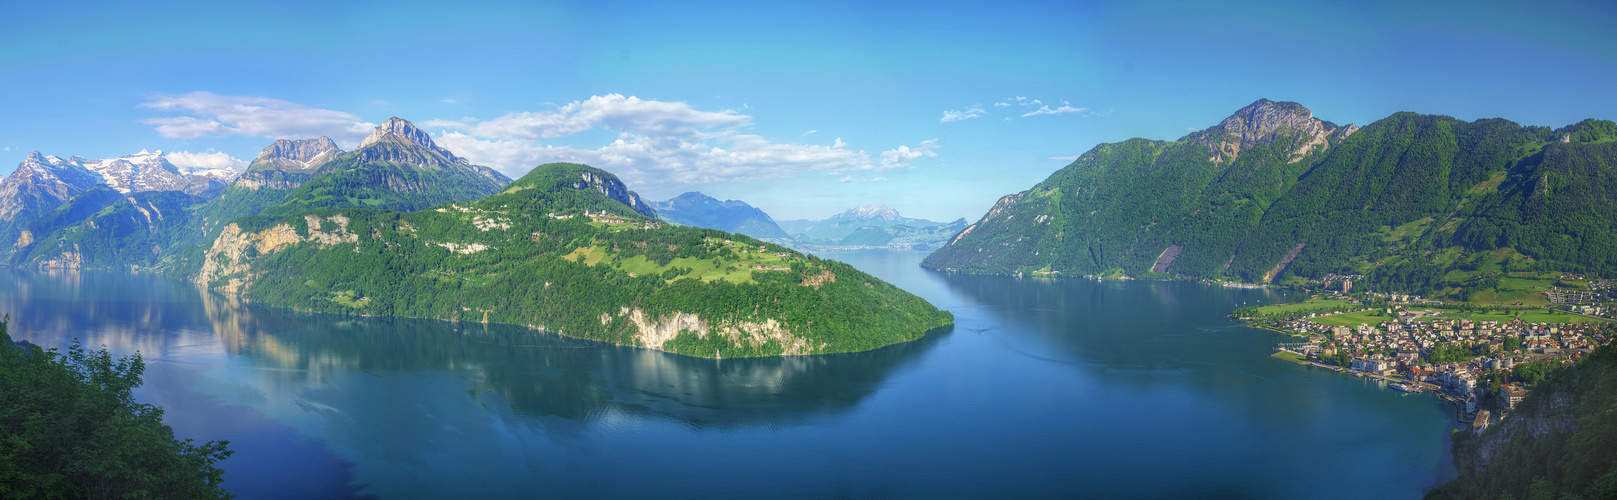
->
[652,191,788,240]
[263,118,511,217]
[193,162,952,358]
[778,204,966,250]
[922,99,1617,294]
[7,118,514,273]
[237,137,342,189]
[78,150,241,197]
[0,153,106,257]
[1428,343,1617,500]
[0,150,242,263]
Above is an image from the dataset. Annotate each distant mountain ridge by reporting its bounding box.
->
[778,204,966,250]
[652,192,787,240]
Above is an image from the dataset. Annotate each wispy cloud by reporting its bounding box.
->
[950,97,1099,121]
[1047,155,1080,162]
[940,105,985,123]
[431,95,941,185]
[1022,100,1088,117]
[164,150,247,170]
[138,92,375,143]
[439,94,751,141]
[802,130,818,136]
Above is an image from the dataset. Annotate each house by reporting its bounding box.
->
[1501,383,1527,410]
[1473,410,1491,435]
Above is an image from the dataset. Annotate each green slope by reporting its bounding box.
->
[1428,339,1617,500]
[194,163,953,358]
[924,99,1617,295]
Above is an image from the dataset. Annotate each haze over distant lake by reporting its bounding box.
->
[1,251,1460,499]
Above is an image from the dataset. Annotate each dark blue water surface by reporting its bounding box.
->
[1,251,1460,499]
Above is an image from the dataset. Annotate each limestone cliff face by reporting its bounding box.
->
[195,214,361,294]
[574,170,658,218]
[1186,98,1357,163]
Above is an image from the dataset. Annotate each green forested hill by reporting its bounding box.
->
[194,163,953,358]
[1427,341,1617,500]
[923,99,1617,294]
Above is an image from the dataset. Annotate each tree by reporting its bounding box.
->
[0,316,233,498]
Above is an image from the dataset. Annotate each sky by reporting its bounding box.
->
[3,0,1616,222]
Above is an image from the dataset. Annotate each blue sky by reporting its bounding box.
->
[3,0,1615,221]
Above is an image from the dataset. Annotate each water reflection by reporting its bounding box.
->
[938,273,1294,369]
[197,293,948,428]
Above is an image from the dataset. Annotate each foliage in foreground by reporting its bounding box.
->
[0,317,233,499]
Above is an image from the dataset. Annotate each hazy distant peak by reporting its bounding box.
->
[834,203,903,222]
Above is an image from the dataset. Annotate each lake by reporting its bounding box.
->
[1,251,1461,499]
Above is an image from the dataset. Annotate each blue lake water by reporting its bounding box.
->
[1,250,1460,498]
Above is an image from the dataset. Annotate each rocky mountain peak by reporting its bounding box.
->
[1189,98,1355,164]
[24,151,47,164]
[355,117,469,167]
[360,117,438,150]
[253,137,342,170]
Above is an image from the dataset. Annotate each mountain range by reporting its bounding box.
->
[778,204,966,250]
[922,98,1617,297]
[0,117,949,358]
[650,193,966,251]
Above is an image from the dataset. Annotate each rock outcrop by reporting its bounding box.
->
[1185,98,1357,163]
[573,170,657,218]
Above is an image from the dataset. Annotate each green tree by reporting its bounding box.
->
[0,316,233,498]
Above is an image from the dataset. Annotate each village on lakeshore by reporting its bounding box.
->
[1236,273,1616,432]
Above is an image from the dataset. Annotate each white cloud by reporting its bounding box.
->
[836,176,853,183]
[1022,100,1089,117]
[878,139,939,170]
[993,102,1010,108]
[139,92,375,143]
[802,130,818,136]
[424,95,942,186]
[164,150,247,171]
[1047,155,1080,162]
[940,105,985,123]
[455,93,751,141]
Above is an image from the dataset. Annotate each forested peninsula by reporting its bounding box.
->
[195,163,953,358]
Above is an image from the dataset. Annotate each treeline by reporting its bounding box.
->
[0,318,232,498]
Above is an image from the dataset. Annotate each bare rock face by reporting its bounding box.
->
[253,137,342,171]
[1187,98,1357,163]
[236,137,344,190]
[573,170,657,218]
[355,117,469,167]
